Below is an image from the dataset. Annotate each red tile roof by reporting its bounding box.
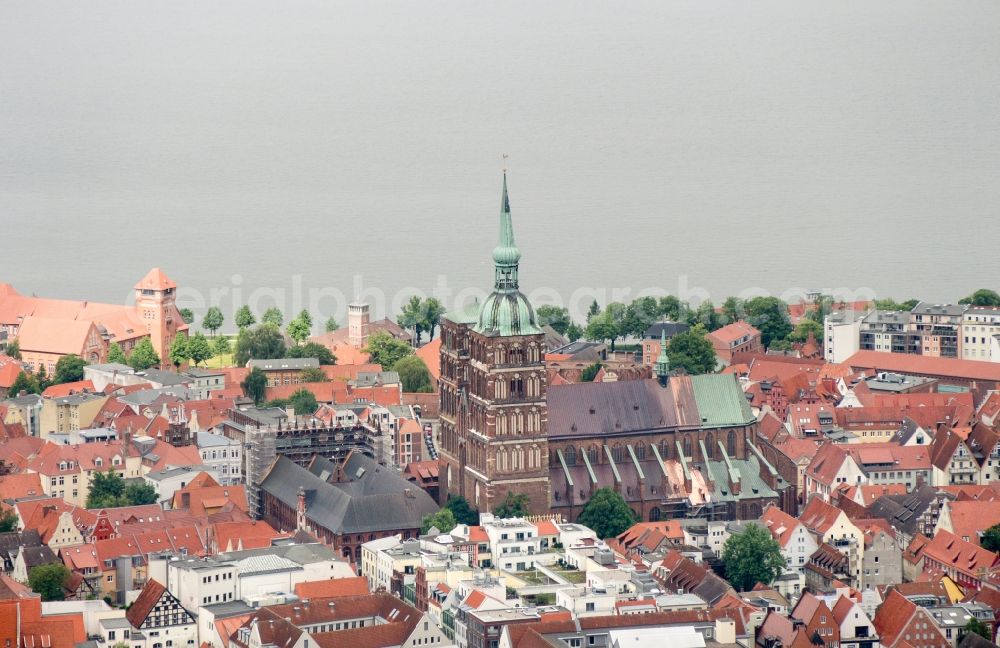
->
[941,500,1000,546]
[760,505,803,548]
[846,350,1000,382]
[41,381,97,398]
[0,472,44,501]
[126,579,167,627]
[293,576,369,599]
[922,529,1000,578]
[710,321,761,346]
[799,497,847,535]
[134,268,177,291]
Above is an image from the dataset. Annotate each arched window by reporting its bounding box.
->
[612,444,625,463]
[705,433,714,458]
[587,446,599,464]
[649,507,661,522]
[635,444,646,460]
[564,445,577,466]
[660,441,670,459]
[683,435,692,458]
[728,430,737,456]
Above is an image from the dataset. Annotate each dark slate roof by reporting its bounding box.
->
[867,484,948,537]
[644,322,690,339]
[20,544,58,568]
[0,529,40,559]
[547,377,701,440]
[547,375,751,441]
[262,454,438,535]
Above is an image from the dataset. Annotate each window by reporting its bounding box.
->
[585,602,595,612]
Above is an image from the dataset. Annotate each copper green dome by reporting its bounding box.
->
[474,172,542,337]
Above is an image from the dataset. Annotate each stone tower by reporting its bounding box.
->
[438,173,551,514]
[134,267,180,363]
[348,302,370,348]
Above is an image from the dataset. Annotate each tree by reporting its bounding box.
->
[241,367,268,405]
[28,563,70,601]
[5,339,20,360]
[35,365,51,392]
[960,289,1000,307]
[587,299,601,322]
[721,297,743,325]
[585,310,620,350]
[287,315,311,346]
[394,355,434,393]
[422,298,446,341]
[53,354,87,384]
[963,618,992,642]
[262,307,284,328]
[873,298,918,311]
[658,296,683,321]
[179,308,195,325]
[213,336,231,359]
[235,305,256,330]
[743,297,792,348]
[107,343,127,365]
[364,331,413,370]
[187,333,213,366]
[87,470,126,508]
[124,482,158,505]
[287,388,319,415]
[493,492,530,518]
[234,325,287,365]
[566,323,583,342]
[300,367,329,383]
[576,488,638,539]
[580,362,603,382]
[202,306,224,336]
[325,317,339,332]
[788,319,823,344]
[287,342,336,365]
[667,325,717,375]
[805,295,834,324]
[169,336,190,369]
[421,508,457,535]
[10,371,41,395]
[536,306,572,335]
[399,296,427,343]
[721,523,786,591]
[0,508,17,532]
[129,338,160,370]
[695,300,722,331]
[444,496,480,526]
[981,523,1000,552]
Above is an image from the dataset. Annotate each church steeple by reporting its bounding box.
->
[655,329,671,386]
[492,172,521,292]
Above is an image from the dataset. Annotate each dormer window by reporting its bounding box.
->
[112,456,122,466]
[95,458,103,468]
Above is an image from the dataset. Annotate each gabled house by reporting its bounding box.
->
[935,499,1000,546]
[759,505,817,596]
[790,592,840,645]
[799,497,864,586]
[98,579,196,648]
[805,443,864,501]
[930,429,979,486]
[831,595,879,648]
[919,530,999,592]
[873,589,949,648]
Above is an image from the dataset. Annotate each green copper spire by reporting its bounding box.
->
[474,171,542,337]
[492,171,522,288]
[655,329,670,385]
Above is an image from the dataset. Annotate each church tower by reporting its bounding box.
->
[438,173,551,514]
[134,267,183,364]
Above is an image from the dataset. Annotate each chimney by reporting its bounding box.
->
[714,617,736,644]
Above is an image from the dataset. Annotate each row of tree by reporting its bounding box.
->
[398,297,446,344]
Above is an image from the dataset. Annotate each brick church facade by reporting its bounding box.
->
[438,173,551,514]
[439,174,795,521]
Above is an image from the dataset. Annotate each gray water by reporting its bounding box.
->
[2,1,999,326]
